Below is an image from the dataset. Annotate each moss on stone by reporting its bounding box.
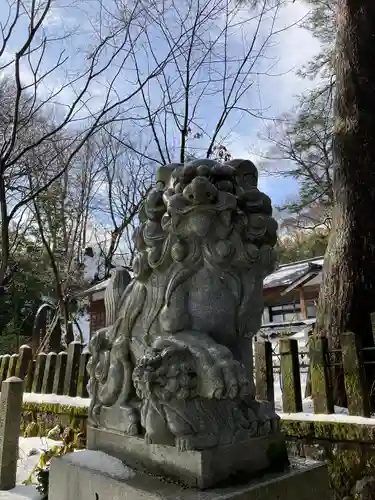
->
[280,419,315,439]
[341,332,370,417]
[281,417,375,499]
[20,401,87,439]
[18,399,375,500]
[308,337,334,414]
[281,368,294,411]
[281,418,375,443]
[24,421,40,437]
[22,401,88,418]
[279,339,302,412]
[327,445,366,499]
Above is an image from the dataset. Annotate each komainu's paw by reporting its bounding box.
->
[149,333,252,402]
[176,436,193,452]
[200,358,251,400]
[246,399,280,435]
[176,434,217,452]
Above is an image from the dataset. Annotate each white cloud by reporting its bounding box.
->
[225,0,322,203]
[264,0,321,108]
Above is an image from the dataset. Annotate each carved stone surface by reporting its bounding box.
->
[86,158,282,486]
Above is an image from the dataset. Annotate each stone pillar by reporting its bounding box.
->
[0,377,24,490]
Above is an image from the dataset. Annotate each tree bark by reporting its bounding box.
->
[0,166,10,287]
[315,0,375,407]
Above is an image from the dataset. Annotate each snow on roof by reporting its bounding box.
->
[74,279,108,297]
[259,318,316,339]
[78,267,134,297]
[81,257,324,298]
[264,257,323,289]
[83,279,110,295]
[290,322,315,340]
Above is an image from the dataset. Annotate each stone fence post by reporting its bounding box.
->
[0,377,24,490]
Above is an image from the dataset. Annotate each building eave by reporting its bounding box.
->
[280,266,322,296]
[76,279,110,298]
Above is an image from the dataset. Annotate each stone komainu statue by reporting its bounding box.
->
[87,158,279,452]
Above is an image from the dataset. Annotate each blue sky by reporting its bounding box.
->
[0,0,321,218]
[226,1,321,207]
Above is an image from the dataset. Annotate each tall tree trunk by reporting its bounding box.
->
[0,168,10,288]
[315,0,375,407]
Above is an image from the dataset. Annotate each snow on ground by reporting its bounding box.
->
[8,436,63,499]
[274,371,308,412]
[279,411,375,424]
[0,486,41,500]
[65,450,134,480]
[12,440,136,499]
[17,437,63,484]
[273,370,349,415]
[23,392,90,408]
[74,313,90,344]
[22,372,345,415]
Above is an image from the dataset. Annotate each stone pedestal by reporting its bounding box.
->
[49,450,332,500]
[87,425,288,489]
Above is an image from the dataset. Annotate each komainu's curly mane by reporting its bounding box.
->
[119,158,278,340]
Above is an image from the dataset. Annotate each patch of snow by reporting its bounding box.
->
[23,393,90,408]
[21,371,350,418]
[1,485,41,500]
[84,280,109,294]
[83,253,101,283]
[263,263,306,285]
[261,319,315,329]
[19,368,349,418]
[290,328,310,340]
[277,396,348,416]
[17,437,62,485]
[74,313,90,343]
[273,371,348,415]
[82,246,132,285]
[62,450,135,480]
[11,436,64,499]
[18,437,62,461]
[264,258,323,288]
[280,412,375,424]
[263,263,310,287]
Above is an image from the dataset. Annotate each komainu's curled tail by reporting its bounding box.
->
[87,267,134,424]
[105,267,132,327]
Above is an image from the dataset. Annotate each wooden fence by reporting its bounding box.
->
[0,333,373,416]
[0,341,90,398]
[255,332,374,416]
[269,341,309,373]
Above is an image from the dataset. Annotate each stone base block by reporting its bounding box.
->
[87,425,288,489]
[49,450,332,500]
